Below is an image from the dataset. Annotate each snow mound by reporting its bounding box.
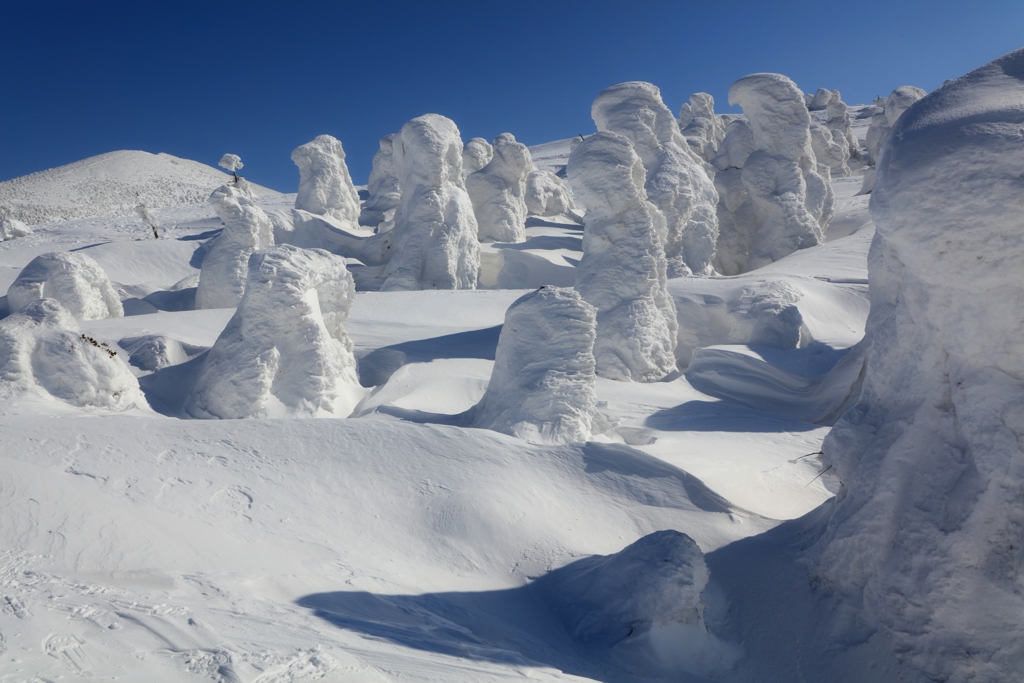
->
[569,131,678,382]
[195,181,275,309]
[292,135,361,225]
[815,48,1024,682]
[7,251,123,319]
[1,218,32,240]
[0,150,280,225]
[359,133,401,228]
[118,334,207,372]
[462,136,494,176]
[467,133,532,243]
[524,169,579,219]
[471,287,596,444]
[380,114,480,291]
[592,81,719,276]
[0,298,143,410]
[187,244,362,419]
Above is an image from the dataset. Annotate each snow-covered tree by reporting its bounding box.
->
[466,132,532,243]
[291,134,361,225]
[7,251,123,319]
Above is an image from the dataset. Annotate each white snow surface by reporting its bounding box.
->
[291,134,362,225]
[7,250,124,319]
[467,133,532,243]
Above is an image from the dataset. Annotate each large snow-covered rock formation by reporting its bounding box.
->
[569,131,679,382]
[592,81,719,277]
[187,245,362,419]
[359,133,401,228]
[467,133,532,243]
[471,287,596,444]
[7,251,123,319]
[291,134,361,225]
[380,114,480,291]
[815,48,1024,682]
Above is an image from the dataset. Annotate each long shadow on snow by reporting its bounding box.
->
[645,399,821,433]
[356,325,502,387]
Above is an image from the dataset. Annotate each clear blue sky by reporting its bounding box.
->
[2,0,1022,191]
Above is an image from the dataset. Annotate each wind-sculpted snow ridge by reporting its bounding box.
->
[467,133,532,243]
[380,114,480,291]
[195,181,274,309]
[0,150,281,225]
[569,131,678,382]
[592,81,719,277]
[359,133,400,228]
[524,169,579,220]
[470,287,596,444]
[679,92,725,162]
[187,244,362,419]
[462,137,494,176]
[1,218,32,240]
[813,48,1024,682]
[291,134,361,225]
[0,298,143,410]
[7,251,123,319]
[726,73,832,272]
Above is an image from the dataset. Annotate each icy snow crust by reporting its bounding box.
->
[7,250,123,319]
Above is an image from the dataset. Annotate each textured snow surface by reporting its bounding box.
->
[7,250,123,319]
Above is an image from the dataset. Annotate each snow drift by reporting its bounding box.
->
[187,244,362,419]
[380,114,480,291]
[7,251,123,319]
[569,131,679,382]
[467,133,532,243]
[815,48,1024,682]
[359,132,401,228]
[592,81,719,276]
[291,134,361,225]
[471,286,596,444]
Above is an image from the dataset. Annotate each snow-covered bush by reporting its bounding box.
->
[524,169,579,219]
[471,287,596,444]
[187,244,362,419]
[218,153,243,175]
[466,133,532,243]
[726,72,831,271]
[679,92,725,162]
[0,218,32,241]
[195,182,274,309]
[359,133,401,228]
[814,48,1024,682]
[592,81,719,277]
[569,131,678,382]
[118,334,206,372]
[380,114,480,291]
[865,85,926,165]
[291,134,361,225]
[462,137,493,176]
[0,298,142,410]
[7,251,123,319]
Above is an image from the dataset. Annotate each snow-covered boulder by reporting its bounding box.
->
[291,134,361,225]
[0,218,32,241]
[815,48,1024,682]
[727,73,830,271]
[380,114,480,291]
[680,92,725,162]
[466,133,532,243]
[592,81,719,277]
[462,137,493,176]
[187,245,362,419]
[471,287,596,444]
[195,182,274,309]
[7,251,123,319]
[569,131,678,382]
[865,85,927,164]
[524,169,579,219]
[358,133,401,228]
[0,298,142,410]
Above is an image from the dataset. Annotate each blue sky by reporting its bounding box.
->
[2,0,1022,190]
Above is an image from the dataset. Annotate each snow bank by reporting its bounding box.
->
[466,133,532,243]
[569,131,678,382]
[195,181,274,309]
[7,251,123,319]
[815,48,1024,681]
[471,287,596,444]
[524,169,579,219]
[1,218,32,240]
[359,133,401,228]
[187,244,362,419]
[291,134,361,225]
[0,298,142,410]
[865,85,927,164]
[380,114,480,291]
[592,81,719,276]
[727,73,831,271]
[462,137,493,176]
[679,92,725,162]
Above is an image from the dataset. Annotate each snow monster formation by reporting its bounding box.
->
[466,132,532,243]
[462,137,493,176]
[358,133,401,228]
[187,245,362,419]
[569,131,678,382]
[865,85,927,165]
[380,114,480,291]
[291,134,361,225]
[471,286,597,444]
[1,218,32,241]
[524,169,579,220]
[826,91,858,156]
[7,251,123,319]
[810,122,851,178]
[195,181,275,309]
[0,298,142,410]
[814,48,1024,682]
[725,73,832,271]
[678,92,725,162]
[710,118,757,275]
[592,81,719,277]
